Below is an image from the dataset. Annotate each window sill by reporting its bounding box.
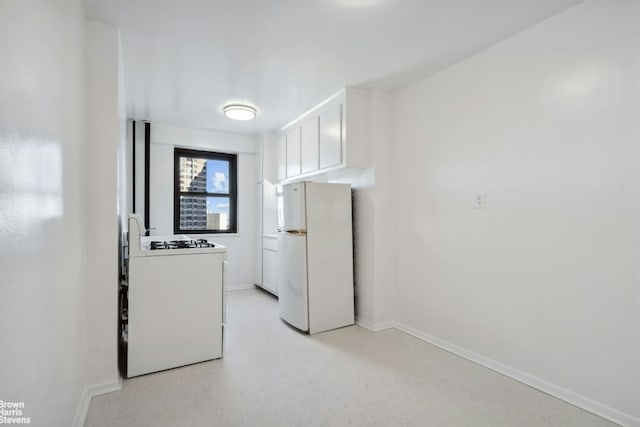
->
[186,233,241,238]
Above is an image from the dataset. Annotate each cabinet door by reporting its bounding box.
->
[286,127,301,178]
[319,104,342,169]
[262,248,277,295]
[277,134,286,181]
[301,116,319,174]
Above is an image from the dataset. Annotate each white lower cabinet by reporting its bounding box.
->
[260,235,278,296]
[262,248,278,295]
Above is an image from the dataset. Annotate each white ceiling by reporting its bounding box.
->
[84,0,581,135]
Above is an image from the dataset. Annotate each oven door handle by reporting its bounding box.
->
[222,260,228,356]
[222,260,228,325]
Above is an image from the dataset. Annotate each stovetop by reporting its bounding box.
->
[149,239,216,250]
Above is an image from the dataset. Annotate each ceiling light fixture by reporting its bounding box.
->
[223,104,257,121]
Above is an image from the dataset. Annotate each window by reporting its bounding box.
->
[174,148,237,234]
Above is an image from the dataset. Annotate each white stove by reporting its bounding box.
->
[128,214,225,256]
[125,214,227,377]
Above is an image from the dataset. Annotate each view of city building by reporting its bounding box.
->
[179,157,207,230]
[207,212,228,230]
[178,154,232,231]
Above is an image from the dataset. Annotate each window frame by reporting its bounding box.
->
[173,148,238,234]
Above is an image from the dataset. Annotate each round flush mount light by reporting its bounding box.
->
[223,104,257,121]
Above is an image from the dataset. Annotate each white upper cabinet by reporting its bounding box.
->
[277,87,369,182]
[277,134,287,181]
[301,116,319,174]
[286,127,301,178]
[319,103,342,169]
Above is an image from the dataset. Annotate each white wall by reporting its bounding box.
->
[117,31,130,289]
[86,21,123,393]
[369,90,396,327]
[319,90,396,330]
[133,121,146,218]
[148,123,258,289]
[0,1,88,425]
[393,1,640,424]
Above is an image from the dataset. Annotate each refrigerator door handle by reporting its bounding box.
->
[285,230,307,236]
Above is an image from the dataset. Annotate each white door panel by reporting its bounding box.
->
[305,183,354,333]
[301,116,319,173]
[277,232,308,331]
[277,134,286,181]
[319,104,342,169]
[262,248,278,295]
[286,127,301,178]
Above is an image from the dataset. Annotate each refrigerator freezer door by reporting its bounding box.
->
[282,182,306,231]
[277,232,309,331]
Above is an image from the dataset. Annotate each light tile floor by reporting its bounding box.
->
[85,288,616,427]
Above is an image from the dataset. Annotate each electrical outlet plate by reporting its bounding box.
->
[475,193,486,209]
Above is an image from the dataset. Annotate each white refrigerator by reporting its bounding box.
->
[277,182,355,334]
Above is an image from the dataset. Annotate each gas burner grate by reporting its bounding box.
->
[149,239,216,250]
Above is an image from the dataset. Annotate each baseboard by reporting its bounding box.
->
[73,379,123,427]
[73,387,91,427]
[88,378,122,397]
[393,322,640,427]
[355,317,394,332]
[226,283,256,291]
[254,283,278,297]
